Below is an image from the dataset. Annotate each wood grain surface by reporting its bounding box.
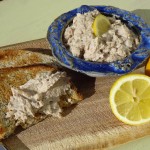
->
[0,39,150,150]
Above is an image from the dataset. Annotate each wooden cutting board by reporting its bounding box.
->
[0,39,150,150]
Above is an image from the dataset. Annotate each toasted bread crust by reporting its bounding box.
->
[0,49,58,69]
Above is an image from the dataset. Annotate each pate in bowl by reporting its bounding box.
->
[47,5,150,77]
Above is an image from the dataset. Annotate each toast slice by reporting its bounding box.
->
[0,49,59,69]
[0,65,83,140]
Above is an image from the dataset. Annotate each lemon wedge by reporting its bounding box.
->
[92,14,111,37]
[145,58,150,76]
[109,74,150,125]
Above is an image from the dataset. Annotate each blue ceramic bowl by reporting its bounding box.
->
[47,5,150,76]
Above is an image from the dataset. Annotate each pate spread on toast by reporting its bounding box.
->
[0,49,83,140]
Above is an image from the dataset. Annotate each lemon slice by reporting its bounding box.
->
[92,14,111,37]
[109,74,150,125]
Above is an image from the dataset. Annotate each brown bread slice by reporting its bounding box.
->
[0,65,83,140]
[0,49,59,69]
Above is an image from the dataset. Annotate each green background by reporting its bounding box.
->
[0,0,150,149]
